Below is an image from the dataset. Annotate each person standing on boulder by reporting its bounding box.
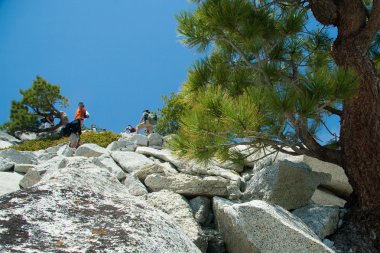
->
[136,110,154,135]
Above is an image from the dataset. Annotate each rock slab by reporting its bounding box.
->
[292,204,340,239]
[242,160,330,210]
[0,167,201,253]
[143,190,207,252]
[213,197,334,253]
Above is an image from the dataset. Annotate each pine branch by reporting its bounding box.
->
[324,105,342,116]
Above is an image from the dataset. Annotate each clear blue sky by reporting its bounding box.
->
[0,0,199,132]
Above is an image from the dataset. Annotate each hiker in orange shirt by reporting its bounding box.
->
[75,102,89,125]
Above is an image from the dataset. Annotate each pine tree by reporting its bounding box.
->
[1,76,69,134]
[165,0,380,250]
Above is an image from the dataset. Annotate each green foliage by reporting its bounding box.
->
[80,131,119,148]
[9,131,120,151]
[11,137,69,151]
[155,92,189,135]
[1,76,68,134]
[168,0,359,163]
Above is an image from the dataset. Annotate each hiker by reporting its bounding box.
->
[75,102,89,125]
[126,125,136,133]
[60,119,83,148]
[135,110,157,135]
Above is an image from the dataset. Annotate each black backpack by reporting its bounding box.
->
[60,119,81,137]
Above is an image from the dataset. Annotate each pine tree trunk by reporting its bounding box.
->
[309,0,380,250]
[331,22,380,253]
[335,46,380,252]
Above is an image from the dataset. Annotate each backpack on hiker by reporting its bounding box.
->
[147,112,158,125]
[60,119,81,137]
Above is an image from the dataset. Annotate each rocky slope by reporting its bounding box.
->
[0,132,350,252]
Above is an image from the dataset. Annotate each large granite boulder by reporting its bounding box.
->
[242,160,330,210]
[236,146,352,198]
[93,155,126,180]
[0,167,201,253]
[111,151,154,173]
[292,204,340,239]
[142,190,207,252]
[0,172,23,196]
[144,173,239,198]
[75,143,109,158]
[213,197,334,253]
[0,149,37,165]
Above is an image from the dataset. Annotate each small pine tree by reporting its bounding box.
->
[1,76,69,134]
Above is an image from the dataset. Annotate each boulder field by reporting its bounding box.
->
[0,132,350,252]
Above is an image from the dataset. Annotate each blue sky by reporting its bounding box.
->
[0,0,199,132]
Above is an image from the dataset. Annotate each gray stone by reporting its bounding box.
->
[213,197,334,253]
[134,163,176,181]
[124,174,148,196]
[148,133,163,147]
[111,151,154,173]
[292,204,340,239]
[0,140,13,149]
[19,156,67,188]
[0,157,14,172]
[144,173,234,197]
[0,172,23,196]
[235,146,352,198]
[14,131,37,141]
[0,149,37,165]
[75,143,109,158]
[190,196,212,225]
[323,239,335,248]
[57,145,75,157]
[93,155,126,180]
[211,159,244,173]
[119,133,148,146]
[303,156,352,198]
[312,187,347,208]
[0,131,21,143]
[106,141,136,151]
[136,147,241,181]
[242,160,330,210]
[143,190,207,252]
[0,168,201,253]
[14,164,35,174]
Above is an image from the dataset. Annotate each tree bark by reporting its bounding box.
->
[309,0,380,251]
